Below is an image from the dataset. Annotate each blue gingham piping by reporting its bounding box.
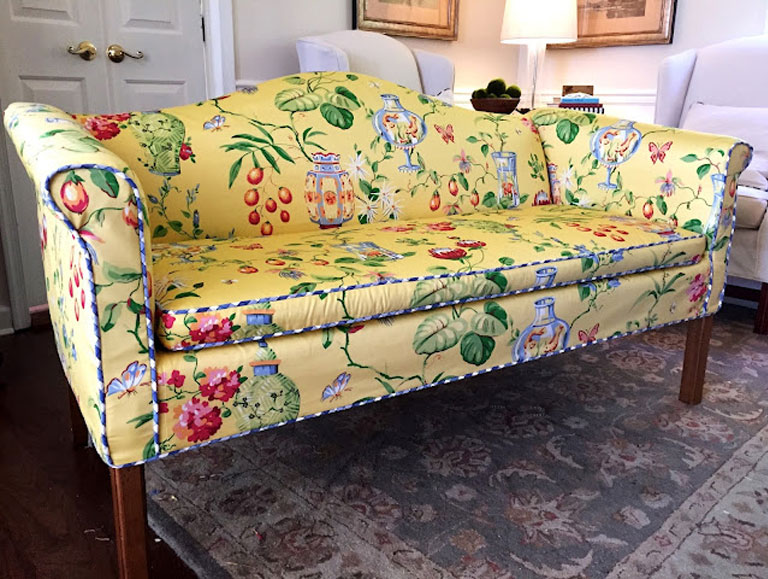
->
[43,163,159,461]
[41,174,111,463]
[702,141,753,313]
[718,192,740,310]
[166,257,699,352]
[160,234,703,318]
[108,308,713,469]
[715,143,752,311]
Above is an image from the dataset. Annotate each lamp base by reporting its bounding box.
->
[519,41,548,109]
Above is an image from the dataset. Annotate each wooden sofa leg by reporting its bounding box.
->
[755,282,768,335]
[67,388,89,448]
[110,465,149,579]
[679,316,714,405]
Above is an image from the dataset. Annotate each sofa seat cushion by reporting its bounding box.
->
[735,186,768,230]
[152,205,705,351]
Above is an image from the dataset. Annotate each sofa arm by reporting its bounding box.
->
[412,49,455,103]
[654,48,697,127]
[529,108,752,315]
[4,103,158,466]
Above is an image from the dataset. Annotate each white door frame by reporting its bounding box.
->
[202,0,236,98]
[0,0,236,331]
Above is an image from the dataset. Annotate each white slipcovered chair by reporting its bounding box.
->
[656,35,768,333]
[296,30,455,104]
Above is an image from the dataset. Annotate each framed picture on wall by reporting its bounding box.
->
[355,0,459,40]
[552,0,677,49]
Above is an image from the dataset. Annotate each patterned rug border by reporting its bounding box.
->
[148,497,231,579]
[607,421,768,578]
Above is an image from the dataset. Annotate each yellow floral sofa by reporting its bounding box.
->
[4,72,751,576]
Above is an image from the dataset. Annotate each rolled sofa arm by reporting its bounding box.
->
[528,108,752,316]
[4,103,157,466]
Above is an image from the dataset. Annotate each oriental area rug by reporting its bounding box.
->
[146,305,768,578]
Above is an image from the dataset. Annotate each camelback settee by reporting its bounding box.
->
[4,72,751,578]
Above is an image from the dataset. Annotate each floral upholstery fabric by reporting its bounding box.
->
[154,206,704,351]
[3,72,751,467]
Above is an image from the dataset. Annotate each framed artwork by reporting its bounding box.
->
[552,0,676,49]
[355,0,459,40]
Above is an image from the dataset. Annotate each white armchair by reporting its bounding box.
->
[656,35,768,333]
[296,30,455,104]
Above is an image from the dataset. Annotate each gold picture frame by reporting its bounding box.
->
[551,0,676,49]
[356,0,460,41]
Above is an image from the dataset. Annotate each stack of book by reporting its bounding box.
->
[558,93,604,114]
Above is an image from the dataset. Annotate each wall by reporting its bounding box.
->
[231,0,766,120]
[400,0,517,100]
[232,0,352,86]
[405,0,768,119]
[231,0,520,98]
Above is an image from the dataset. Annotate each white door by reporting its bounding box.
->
[103,1,207,111]
[0,0,206,325]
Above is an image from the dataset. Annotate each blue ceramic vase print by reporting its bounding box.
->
[373,94,427,172]
[591,120,642,190]
[245,310,275,326]
[534,266,557,288]
[707,172,728,233]
[304,152,355,229]
[491,151,519,207]
[513,297,570,363]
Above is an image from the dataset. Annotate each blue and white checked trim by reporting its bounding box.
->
[43,163,159,462]
[107,309,713,469]
[165,257,700,352]
[702,141,753,313]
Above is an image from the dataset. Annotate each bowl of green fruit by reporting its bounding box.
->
[471,78,521,114]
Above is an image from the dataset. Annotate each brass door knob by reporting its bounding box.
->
[67,41,97,61]
[106,44,144,63]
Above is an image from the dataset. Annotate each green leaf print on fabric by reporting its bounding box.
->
[460,332,495,366]
[320,103,354,130]
[413,314,468,355]
[89,168,120,198]
[274,88,323,112]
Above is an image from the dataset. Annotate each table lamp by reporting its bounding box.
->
[500,0,578,109]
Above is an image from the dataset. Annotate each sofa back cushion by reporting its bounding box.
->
[72,72,549,242]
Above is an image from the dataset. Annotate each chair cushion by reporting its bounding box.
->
[739,169,768,191]
[152,205,705,351]
[736,186,768,229]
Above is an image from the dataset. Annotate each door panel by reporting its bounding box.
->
[10,0,79,21]
[19,77,90,112]
[103,0,206,112]
[121,80,190,112]
[117,2,179,30]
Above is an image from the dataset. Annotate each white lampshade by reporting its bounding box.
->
[500,0,578,44]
